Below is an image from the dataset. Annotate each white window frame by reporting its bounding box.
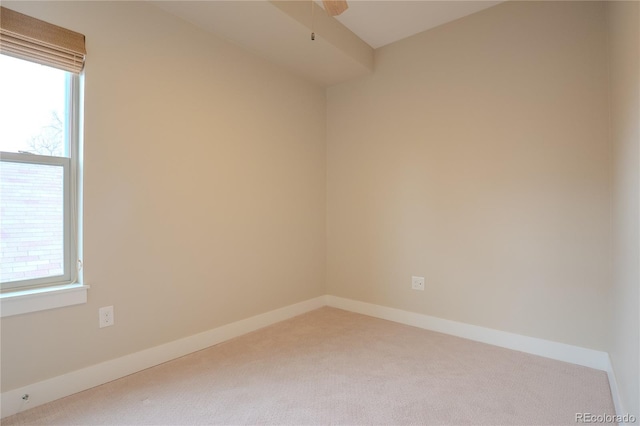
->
[0,60,87,316]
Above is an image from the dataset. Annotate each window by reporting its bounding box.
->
[0,7,85,297]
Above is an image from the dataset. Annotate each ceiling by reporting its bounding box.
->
[322,1,502,49]
[155,1,503,86]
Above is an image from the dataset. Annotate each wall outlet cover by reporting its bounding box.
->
[411,276,425,291]
[99,306,114,328]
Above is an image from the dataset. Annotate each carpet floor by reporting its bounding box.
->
[3,307,614,425]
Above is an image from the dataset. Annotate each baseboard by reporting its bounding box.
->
[0,295,326,419]
[605,358,627,420]
[2,294,626,420]
[325,295,611,371]
[326,295,629,416]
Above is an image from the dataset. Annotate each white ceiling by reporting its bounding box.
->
[155,1,504,86]
[325,1,503,48]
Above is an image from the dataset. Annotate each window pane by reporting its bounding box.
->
[0,55,68,157]
[0,161,64,283]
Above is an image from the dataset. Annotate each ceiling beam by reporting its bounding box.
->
[269,1,373,74]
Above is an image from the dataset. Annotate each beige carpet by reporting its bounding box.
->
[3,307,614,425]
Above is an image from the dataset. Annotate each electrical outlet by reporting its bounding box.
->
[411,276,425,291]
[99,306,114,328]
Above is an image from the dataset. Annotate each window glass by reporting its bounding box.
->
[0,54,76,290]
[0,162,65,283]
[0,54,68,157]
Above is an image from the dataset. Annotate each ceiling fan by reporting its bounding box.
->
[309,0,349,40]
[322,0,348,16]
[311,0,348,40]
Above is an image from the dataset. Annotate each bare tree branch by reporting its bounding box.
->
[27,111,64,156]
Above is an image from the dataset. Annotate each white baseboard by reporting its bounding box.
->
[325,295,610,370]
[605,358,627,420]
[326,295,625,416]
[0,296,326,419]
[2,294,626,420]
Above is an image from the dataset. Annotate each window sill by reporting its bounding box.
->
[0,284,89,317]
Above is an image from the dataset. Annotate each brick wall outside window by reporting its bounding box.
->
[0,161,64,283]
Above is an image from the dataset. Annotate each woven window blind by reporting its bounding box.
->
[0,7,85,73]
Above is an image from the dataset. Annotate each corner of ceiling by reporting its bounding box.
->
[269,0,374,74]
[154,0,374,87]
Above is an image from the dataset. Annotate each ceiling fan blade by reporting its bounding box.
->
[322,0,348,16]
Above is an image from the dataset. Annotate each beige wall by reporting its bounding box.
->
[1,1,326,391]
[2,0,636,412]
[327,1,612,350]
[608,0,640,417]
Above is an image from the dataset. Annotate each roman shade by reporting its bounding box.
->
[0,6,85,73]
